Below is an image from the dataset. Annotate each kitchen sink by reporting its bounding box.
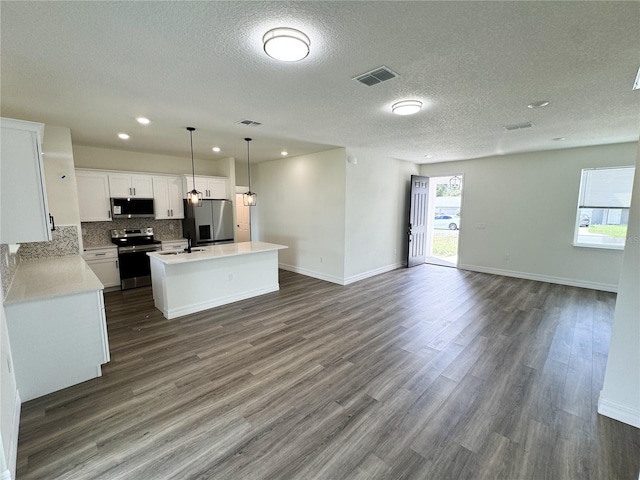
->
[158,248,205,256]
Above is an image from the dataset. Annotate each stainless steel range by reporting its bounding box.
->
[111,228,161,290]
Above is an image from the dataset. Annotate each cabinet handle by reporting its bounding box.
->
[134,187,136,195]
[168,209,170,216]
[49,214,56,232]
[108,210,111,218]
[115,260,118,268]
[170,209,173,216]
[95,253,106,256]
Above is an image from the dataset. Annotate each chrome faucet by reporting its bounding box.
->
[184,236,192,254]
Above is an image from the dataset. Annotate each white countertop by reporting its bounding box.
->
[147,241,287,265]
[5,255,104,305]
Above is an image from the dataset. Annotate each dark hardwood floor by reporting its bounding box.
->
[16,265,640,479]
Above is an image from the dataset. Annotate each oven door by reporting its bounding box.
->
[117,244,160,289]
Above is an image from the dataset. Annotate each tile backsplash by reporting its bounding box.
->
[82,219,183,247]
[1,244,20,298]
[19,225,81,260]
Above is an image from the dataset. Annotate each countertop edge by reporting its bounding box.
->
[148,242,288,265]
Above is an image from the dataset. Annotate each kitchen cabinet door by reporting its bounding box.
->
[153,176,184,219]
[76,170,112,222]
[0,118,51,244]
[83,248,120,288]
[109,173,153,198]
[184,175,228,199]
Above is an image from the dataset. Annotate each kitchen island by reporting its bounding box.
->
[147,241,287,319]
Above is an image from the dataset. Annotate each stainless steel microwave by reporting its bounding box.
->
[110,198,155,218]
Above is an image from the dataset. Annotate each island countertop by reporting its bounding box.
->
[147,241,287,265]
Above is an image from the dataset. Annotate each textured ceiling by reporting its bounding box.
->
[1,1,639,164]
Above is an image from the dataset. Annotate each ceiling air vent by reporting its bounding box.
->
[504,121,534,131]
[353,66,398,86]
[237,119,262,127]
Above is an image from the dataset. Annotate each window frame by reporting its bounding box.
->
[573,166,635,251]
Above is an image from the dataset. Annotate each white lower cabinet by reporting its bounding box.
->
[83,247,120,289]
[4,289,110,402]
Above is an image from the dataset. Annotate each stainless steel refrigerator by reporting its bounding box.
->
[182,199,234,245]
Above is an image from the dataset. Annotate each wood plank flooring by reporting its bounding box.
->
[16,265,640,479]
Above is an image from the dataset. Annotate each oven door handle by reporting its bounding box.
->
[118,245,160,254]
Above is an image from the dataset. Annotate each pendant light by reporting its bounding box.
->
[186,127,202,207]
[449,175,462,190]
[243,138,257,206]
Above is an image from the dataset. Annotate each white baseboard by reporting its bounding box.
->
[163,284,280,319]
[457,263,618,293]
[278,263,345,285]
[343,263,404,285]
[598,392,640,428]
[279,262,406,286]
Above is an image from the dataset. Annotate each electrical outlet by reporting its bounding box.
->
[504,253,510,260]
[228,274,233,281]
[81,228,87,235]
[169,224,174,231]
[320,257,324,264]
[476,223,486,229]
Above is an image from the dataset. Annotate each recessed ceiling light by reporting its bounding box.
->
[281,151,288,156]
[118,133,130,140]
[553,137,566,141]
[424,154,433,158]
[136,117,151,125]
[263,27,310,62]
[212,147,221,153]
[527,100,550,109]
[392,100,422,116]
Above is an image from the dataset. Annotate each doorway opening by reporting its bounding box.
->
[425,175,462,267]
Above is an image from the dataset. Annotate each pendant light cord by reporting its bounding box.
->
[245,137,252,190]
[189,128,196,186]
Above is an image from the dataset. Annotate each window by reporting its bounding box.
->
[575,166,636,249]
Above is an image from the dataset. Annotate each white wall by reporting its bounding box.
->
[255,148,347,284]
[73,145,230,177]
[420,143,638,291]
[599,141,640,427]
[344,149,419,282]
[42,125,81,228]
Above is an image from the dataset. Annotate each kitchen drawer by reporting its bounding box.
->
[83,247,117,260]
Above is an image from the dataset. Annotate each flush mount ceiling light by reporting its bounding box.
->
[186,127,202,207]
[392,100,422,116]
[527,100,550,109]
[263,27,310,62]
[136,117,151,124]
[118,133,130,140]
[212,147,221,153]
[281,151,288,156]
[243,138,257,207]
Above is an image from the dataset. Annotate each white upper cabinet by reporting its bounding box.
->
[108,173,153,198]
[1,118,52,244]
[184,175,227,200]
[153,176,184,219]
[76,170,112,222]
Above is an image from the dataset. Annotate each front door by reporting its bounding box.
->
[407,175,429,267]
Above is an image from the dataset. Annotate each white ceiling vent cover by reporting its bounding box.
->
[504,121,534,131]
[237,119,262,127]
[353,66,398,86]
